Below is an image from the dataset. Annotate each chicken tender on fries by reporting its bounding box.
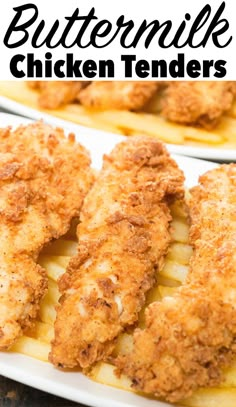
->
[161,81,236,129]
[0,121,94,349]
[50,137,184,369]
[117,164,236,403]
[79,81,159,110]
[28,81,86,109]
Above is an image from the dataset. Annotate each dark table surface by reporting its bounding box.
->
[0,376,81,407]
[0,108,233,407]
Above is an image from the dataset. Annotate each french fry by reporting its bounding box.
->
[158,285,178,299]
[113,333,134,357]
[160,259,189,283]
[156,274,180,287]
[10,336,50,362]
[183,127,225,144]
[145,286,163,302]
[182,388,236,407]
[48,278,61,303]
[221,361,236,388]
[39,295,57,325]
[0,81,40,107]
[167,243,193,265]
[53,104,123,135]
[171,219,189,243]
[38,256,67,281]
[93,110,185,144]
[26,321,54,343]
[117,111,224,145]
[216,117,236,146]
[90,362,132,391]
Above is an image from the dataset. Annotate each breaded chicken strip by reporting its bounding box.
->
[28,81,86,109]
[0,122,94,350]
[161,81,236,129]
[79,81,159,110]
[50,137,184,369]
[117,164,236,403]
[27,81,42,89]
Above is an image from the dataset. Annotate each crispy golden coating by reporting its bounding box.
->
[161,81,236,129]
[78,81,159,110]
[117,164,236,403]
[27,81,42,89]
[50,137,184,369]
[28,81,85,109]
[0,122,94,350]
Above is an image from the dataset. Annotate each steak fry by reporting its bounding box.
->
[117,164,236,403]
[50,137,184,369]
[0,121,94,349]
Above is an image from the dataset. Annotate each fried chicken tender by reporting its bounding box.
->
[161,81,236,129]
[50,137,184,369]
[78,81,159,110]
[117,164,236,403]
[27,81,41,89]
[28,81,86,109]
[0,121,94,350]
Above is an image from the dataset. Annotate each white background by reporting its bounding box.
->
[0,0,235,79]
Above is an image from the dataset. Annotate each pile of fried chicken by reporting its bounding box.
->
[28,81,236,129]
[1,121,236,404]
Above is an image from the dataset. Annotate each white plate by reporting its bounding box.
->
[0,95,235,162]
[0,112,218,407]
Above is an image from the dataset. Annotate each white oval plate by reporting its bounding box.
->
[0,95,235,162]
[0,112,217,407]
